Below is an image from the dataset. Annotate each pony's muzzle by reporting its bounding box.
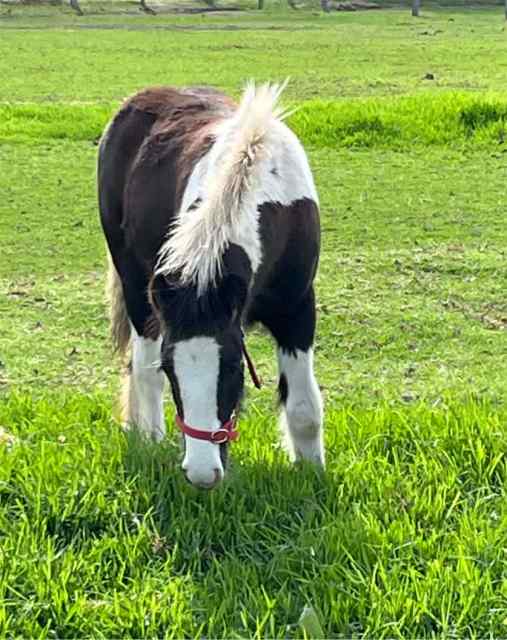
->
[182,435,225,489]
[183,465,223,489]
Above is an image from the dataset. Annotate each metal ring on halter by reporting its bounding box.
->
[210,429,232,444]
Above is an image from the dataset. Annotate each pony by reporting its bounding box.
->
[98,83,324,489]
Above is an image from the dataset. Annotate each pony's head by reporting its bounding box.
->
[150,245,252,489]
[151,82,286,487]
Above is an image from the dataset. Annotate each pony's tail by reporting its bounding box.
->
[106,252,131,360]
[156,81,290,294]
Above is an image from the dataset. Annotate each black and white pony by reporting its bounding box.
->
[98,83,324,489]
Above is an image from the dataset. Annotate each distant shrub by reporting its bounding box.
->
[459,100,507,135]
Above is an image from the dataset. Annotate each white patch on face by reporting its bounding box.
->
[173,336,224,487]
[127,331,166,442]
[278,348,324,466]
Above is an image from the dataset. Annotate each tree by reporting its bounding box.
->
[69,0,83,15]
[139,0,157,14]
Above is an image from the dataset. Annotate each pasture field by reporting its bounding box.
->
[1,6,507,637]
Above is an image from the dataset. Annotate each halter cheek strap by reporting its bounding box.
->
[241,341,262,390]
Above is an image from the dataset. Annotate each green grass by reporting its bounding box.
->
[1,6,507,637]
[1,8,507,101]
[3,92,507,147]
[1,393,506,637]
[1,142,505,400]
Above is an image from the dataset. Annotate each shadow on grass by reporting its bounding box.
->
[121,425,375,575]
[3,392,505,635]
[119,426,385,636]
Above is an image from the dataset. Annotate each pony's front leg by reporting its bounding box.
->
[264,288,324,465]
[277,346,324,466]
[123,331,166,442]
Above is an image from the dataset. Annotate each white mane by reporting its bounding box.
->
[155,81,291,295]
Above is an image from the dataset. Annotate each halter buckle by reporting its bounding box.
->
[210,428,231,444]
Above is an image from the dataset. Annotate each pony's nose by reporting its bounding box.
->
[183,466,223,489]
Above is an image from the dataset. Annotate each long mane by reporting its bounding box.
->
[155,81,290,295]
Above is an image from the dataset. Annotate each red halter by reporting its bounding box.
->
[176,414,238,444]
[241,341,262,390]
[175,336,262,444]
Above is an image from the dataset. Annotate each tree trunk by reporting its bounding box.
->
[257,0,264,9]
[321,0,331,11]
[69,0,83,16]
[140,0,157,13]
[411,0,420,17]
[505,0,507,20]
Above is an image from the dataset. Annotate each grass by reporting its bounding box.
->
[1,393,506,637]
[0,5,506,637]
[1,8,507,101]
[3,92,507,147]
[2,142,505,401]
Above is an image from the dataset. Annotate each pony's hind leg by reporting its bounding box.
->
[123,330,166,442]
[263,288,324,465]
[107,253,166,441]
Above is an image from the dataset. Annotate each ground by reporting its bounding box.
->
[0,5,506,637]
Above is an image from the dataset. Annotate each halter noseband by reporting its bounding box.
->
[176,414,238,444]
[175,335,261,445]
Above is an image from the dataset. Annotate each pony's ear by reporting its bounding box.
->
[218,272,249,322]
[148,272,178,317]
